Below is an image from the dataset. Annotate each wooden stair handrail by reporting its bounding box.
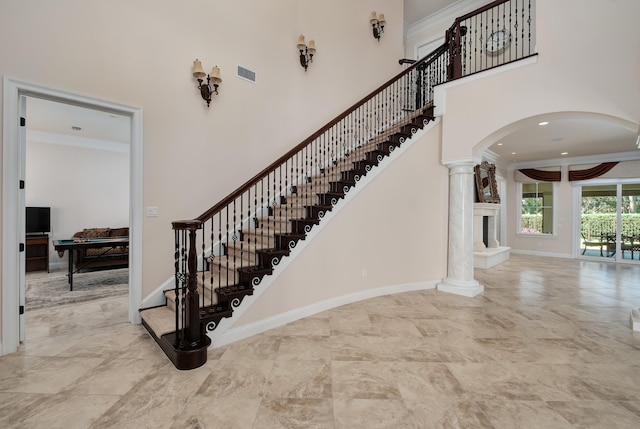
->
[454,0,513,22]
[195,42,449,223]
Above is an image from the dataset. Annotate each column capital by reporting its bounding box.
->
[441,157,476,168]
[442,159,476,175]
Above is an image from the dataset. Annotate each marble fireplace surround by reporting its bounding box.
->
[473,203,510,269]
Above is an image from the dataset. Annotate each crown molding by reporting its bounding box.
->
[481,149,505,168]
[405,0,486,40]
[506,150,640,171]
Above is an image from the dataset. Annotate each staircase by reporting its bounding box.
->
[139,106,436,369]
[138,0,536,370]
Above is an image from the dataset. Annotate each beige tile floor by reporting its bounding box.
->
[2,254,640,428]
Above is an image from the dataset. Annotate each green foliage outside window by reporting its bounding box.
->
[520,182,554,234]
[580,214,640,239]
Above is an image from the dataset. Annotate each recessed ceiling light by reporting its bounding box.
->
[497,143,503,146]
[511,152,516,155]
[561,152,568,155]
[538,121,549,126]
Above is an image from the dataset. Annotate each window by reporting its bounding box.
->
[579,182,640,261]
[519,182,554,234]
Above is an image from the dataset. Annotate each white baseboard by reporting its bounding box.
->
[141,276,174,308]
[508,249,573,259]
[211,280,438,348]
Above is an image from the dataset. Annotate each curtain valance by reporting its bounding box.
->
[568,162,618,181]
[515,167,561,182]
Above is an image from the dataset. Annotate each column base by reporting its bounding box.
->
[437,278,484,297]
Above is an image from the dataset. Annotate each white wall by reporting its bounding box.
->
[25,140,129,270]
[230,122,448,331]
[0,0,407,342]
[406,0,640,257]
[437,0,639,162]
[4,0,640,347]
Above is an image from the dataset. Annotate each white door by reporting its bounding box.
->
[578,182,640,262]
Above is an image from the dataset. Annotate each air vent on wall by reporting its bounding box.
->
[236,65,257,83]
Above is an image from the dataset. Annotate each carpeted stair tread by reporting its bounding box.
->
[140,306,177,337]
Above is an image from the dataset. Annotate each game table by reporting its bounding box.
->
[53,237,129,291]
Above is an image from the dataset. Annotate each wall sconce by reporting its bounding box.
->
[296,35,316,71]
[370,11,386,41]
[192,59,222,107]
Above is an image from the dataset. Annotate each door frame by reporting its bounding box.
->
[574,178,640,263]
[2,77,143,355]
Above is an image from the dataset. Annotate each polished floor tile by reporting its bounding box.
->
[1,254,639,428]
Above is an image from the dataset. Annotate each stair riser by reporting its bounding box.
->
[329,182,354,195]
[281,195,322,207]
[214,286,254,312]
[238,266,273,288]
[268,206,309,219]
[317,193,344,207]
[254,214,291,224]
[166,291,220,313]
[340,170,366,183]
[308,205,334,220]
[290,219,320,234]
[253,219,292,233]
[257,249,289,269]
[235,233,277,248]
[274,234,305,251]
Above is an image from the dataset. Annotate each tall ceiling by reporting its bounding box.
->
[404,0,459,26]
[404,0,639,166]
[26,1,640,167]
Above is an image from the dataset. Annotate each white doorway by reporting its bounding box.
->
[577,181,640,263]
[2,78,143,356]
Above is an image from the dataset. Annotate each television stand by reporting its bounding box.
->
[26,234,49,272]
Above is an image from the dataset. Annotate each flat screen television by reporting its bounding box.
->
[26,206,51,235]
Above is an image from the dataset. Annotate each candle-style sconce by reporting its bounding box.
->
[296,35,316,71]
[193,59,222,107]
[370,11,386,41]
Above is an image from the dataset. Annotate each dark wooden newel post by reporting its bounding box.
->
[172,220,202,347]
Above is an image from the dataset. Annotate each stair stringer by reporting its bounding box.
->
[206,117,441,347]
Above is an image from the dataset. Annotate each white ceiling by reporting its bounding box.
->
[25,1,640,167]
[26,97,130,144]
[404,0,460,26]
[489,115,638,165]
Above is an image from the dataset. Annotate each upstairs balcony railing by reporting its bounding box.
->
[447,0,536,80]
[167,0,536,366]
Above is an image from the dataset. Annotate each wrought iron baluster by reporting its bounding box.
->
[173,229,181,346]
[217,212,222,291]
[527,0,532,55]
[200,221,205,308]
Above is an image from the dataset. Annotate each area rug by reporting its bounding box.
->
[25,268,128,311]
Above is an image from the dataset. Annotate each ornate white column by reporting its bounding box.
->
[437,161,484,297]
